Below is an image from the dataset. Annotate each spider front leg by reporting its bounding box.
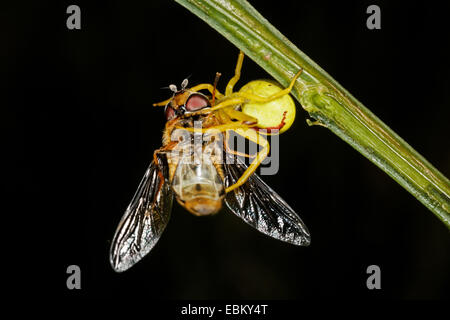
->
[190,97,247,115]
[225,128,269,193]
[226,50,245,96]
[221,108,258,158]
[195,69,302,116]
[224,130,256,159]
[175,119,256,134]
[188,83,224,100]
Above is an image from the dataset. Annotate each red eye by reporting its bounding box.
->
[185,94,210,111]
[165,106,176,120]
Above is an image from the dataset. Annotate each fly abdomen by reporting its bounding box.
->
[171,155,225,216]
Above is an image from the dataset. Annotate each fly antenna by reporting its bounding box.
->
[181,78,189,90]
[169,84,178,93]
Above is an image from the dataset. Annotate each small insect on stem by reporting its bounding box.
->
[109,51,309,273]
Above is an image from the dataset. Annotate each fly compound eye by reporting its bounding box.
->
[185,93,210,112]
[164,105,176,120]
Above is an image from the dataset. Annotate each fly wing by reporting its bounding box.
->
[110,156,173,272]
[223,153,310,246]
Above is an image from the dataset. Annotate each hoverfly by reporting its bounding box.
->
[110,51,310,272]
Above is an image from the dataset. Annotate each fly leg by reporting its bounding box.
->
[153,141,178,180]
[153,149,166,184]
[148,142,177,215]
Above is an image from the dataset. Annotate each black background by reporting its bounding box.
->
[6,1,449,300]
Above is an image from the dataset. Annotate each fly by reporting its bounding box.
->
[110,51,310,272]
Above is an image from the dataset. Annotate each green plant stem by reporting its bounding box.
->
[174,0,450,227]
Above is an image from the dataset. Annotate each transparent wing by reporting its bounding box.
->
[110,156,173,272]
[223,153,310,246]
